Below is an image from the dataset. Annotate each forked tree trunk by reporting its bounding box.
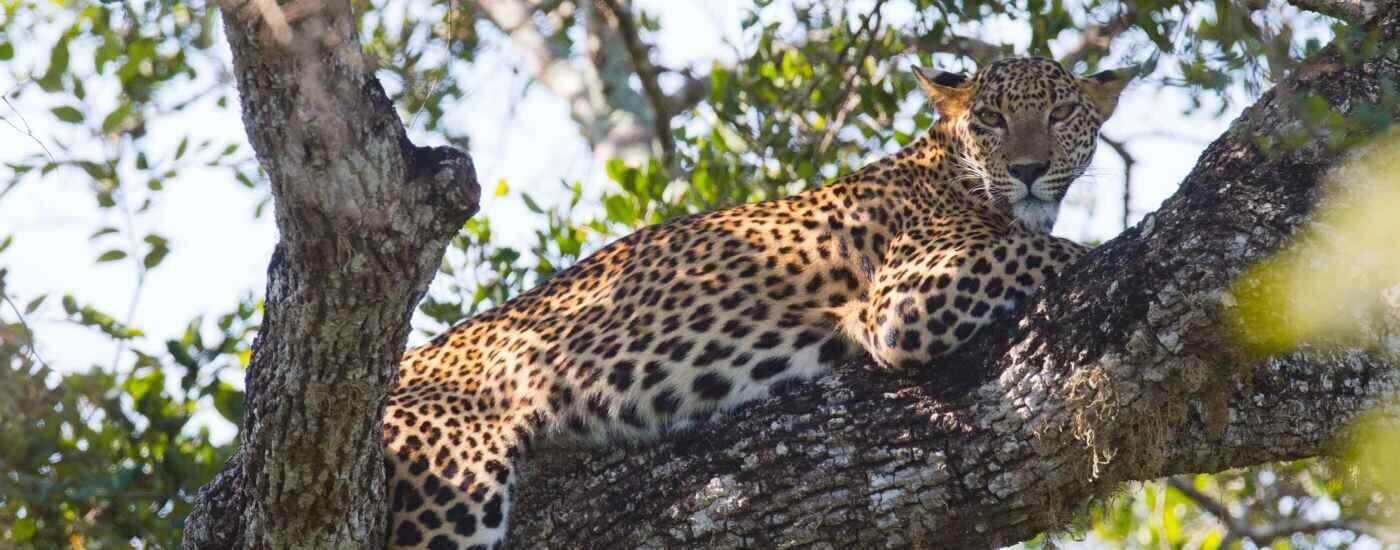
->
[182,2,479,547]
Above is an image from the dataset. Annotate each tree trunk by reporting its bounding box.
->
[509,8,1400,549]
[182,2,479,547]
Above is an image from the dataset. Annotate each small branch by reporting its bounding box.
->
[2,292,53,371]
[661,69,710,120]
[818,1,886,155]
[1286,0,1376,21]
[0,90,57,163]
[1098,134,1135,230]
[1059,8,1138,69]
[478,0,655,162]
[1165,477,1238,532]
[906,34,1011,65]
[108,183,147,371]
[594,0,677,172]
[1168,477,1380,547]
[476,0,598,128]
[410,0,457,130]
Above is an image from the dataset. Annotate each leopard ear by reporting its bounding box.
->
[1078,65,1139,121]
[912,66,974,117]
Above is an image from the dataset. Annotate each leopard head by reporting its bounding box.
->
[914,56,1136,232]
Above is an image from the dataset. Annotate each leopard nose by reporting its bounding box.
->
[1008,162,1048,185]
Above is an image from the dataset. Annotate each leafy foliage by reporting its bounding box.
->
[2,267,257,546]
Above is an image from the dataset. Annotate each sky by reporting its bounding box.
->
[1,2,1252,440]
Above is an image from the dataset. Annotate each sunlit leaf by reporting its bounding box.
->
[51,106,84,123]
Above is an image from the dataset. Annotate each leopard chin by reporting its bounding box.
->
[1012,199,1060,233]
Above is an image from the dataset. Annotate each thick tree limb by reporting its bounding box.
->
[511,7,1400,548]
[183,1,479,547]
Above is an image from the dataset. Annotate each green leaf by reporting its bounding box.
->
[603,195,636,226]
[10,517,35,541]
[24,294,46,315]
[37,38,69,92]
[166,340,198,369]
[604,158,627,183]
[143,235,169,269]
[97,249,127,262]
[0,42,13,61]
[143,247,168,269]
[521,193,543,214]
[101,103,132,133]
[212,382,246,423]
[51,106,84,123]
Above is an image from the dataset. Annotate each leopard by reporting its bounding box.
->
[382,56,1135,549]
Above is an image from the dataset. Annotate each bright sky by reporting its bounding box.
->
[0,1,1256,441]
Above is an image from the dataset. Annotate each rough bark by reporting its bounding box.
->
[182,1,480,547]
[511,8,1400,549]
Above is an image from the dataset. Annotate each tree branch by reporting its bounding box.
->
[510,7,1400,547]
[1168,477,1390,547]
[907,34,1013,65]
[593,0,677,173]
[1286,0,1377,21]
[818,0,886,156]
[475,0,649,161]
[1164,478,1235,529]
[1059,8,1138,69]
[1098,134,1135,230]
[183,0,479,546]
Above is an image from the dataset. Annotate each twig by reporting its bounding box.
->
[661,69,710,118]
[818,0,886,156]
[1167,477,1380,547]
[1165,477,1235,522]
[0,90,57,163]
[2,292,53,371]
[1059,8,1138,69]
[109,183,147,371]
[478,0,613,150]
[594,0,677,174]
[1098,134,1135,230]
[160,76,232,117]
[409,0,456,131]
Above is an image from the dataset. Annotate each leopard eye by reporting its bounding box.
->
[974,109,1005,128]
[1049,104,1076,124]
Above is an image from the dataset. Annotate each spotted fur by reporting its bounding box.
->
[382,56,1134,549]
